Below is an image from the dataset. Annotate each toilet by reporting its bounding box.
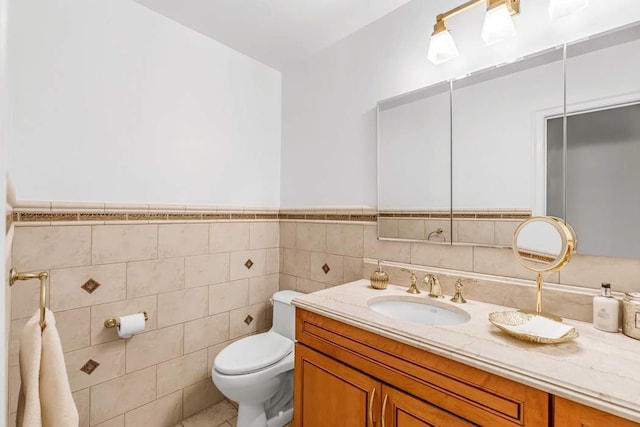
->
[212,290,303,427]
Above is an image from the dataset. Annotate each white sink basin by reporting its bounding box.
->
[368,298,470,326]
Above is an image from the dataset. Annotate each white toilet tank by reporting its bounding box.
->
[271,290,303,341]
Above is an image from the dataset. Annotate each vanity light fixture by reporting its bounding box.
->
[427,0,520,64]
[548,0,589,19]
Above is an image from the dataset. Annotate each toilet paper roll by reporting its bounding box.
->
[117,313,146,338]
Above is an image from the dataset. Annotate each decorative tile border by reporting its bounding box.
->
[378,210,531,220]
[11,202,379,224]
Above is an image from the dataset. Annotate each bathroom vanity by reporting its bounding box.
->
[292,280,640,426]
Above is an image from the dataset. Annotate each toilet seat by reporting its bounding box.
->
[214,332,293,375]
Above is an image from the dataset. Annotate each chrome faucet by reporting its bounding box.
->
[423,274,444,298]
[401,268,420,294]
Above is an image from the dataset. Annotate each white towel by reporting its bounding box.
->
[17,309,79,427]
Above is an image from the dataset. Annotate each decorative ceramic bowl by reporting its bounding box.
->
[488,311,579,344]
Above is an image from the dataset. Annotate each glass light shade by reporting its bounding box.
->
[481,3,517,46]
[427,30,458,64]
[548,0,589,19]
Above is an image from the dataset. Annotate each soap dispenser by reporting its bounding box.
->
[593,283,619,333]
[370,260,389,290]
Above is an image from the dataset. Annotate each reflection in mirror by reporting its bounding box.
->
[545,23,640,259]
[377,82,451,242]
[451,47,563,247]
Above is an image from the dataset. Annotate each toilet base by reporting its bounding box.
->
[237,404,293,427]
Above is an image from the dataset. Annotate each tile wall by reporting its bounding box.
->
[8,204,640,427]
[8,217,280,426]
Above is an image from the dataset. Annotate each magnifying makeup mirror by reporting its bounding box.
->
[513,216,577,318]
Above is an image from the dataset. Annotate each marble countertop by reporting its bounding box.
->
[292,280,640,423]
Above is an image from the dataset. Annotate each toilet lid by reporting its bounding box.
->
[214,332,293,375]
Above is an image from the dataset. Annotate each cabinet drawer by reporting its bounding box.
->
[296,308,548,426]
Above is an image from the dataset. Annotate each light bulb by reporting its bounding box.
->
[481,3,517,46]
[549,0,589,19]
[427,29,458,64]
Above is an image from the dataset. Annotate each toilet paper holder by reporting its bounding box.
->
[104,312,149,329]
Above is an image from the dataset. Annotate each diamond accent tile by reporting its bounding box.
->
[81,278,101,294]
[244,315,254,325]
[322,263,331,274]
[244,259,254,269]
[80,359,100,375]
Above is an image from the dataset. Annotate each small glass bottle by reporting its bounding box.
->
[593,283,620,333]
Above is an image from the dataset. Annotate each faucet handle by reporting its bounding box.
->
[451,278,476,303]
[401,269,420,294]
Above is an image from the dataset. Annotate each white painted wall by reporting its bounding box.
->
[7,0,282,206]
[281,0,640,207]
[0,0,8,423]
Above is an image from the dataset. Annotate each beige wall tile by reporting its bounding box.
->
[209,280,249,315]
[207,341,231,377]
[157,349,208,397]
[158,223,209,258]
[310,253,344,286]
[125,391,183,427]
[397,219,425,240]
[158,287,208,328]
[494,220,520,247]
[91,296,157,345]
[249,274,279,305]
[72,388,90,427]
[181,397,237,427]
[90,366,156,425]
[10,275,50,320]
[49,263,126,311]
[66,340,125,392]
[184,313,230,353]
[126,325,183,373]
[13,226,91,270]
[229,249,266,280]
[185,253,229,288]
[209,223,249,253]
[473,247,545,281]
[279,274,296,291]
[282,249,310,278]
[94,415,124,427]
[92,225,157,264]
[363,225,410,263]
[343,256,364,284]
[56,307,90,352]
[266,248,280,275]
[296,278,326,294]
[377,219,399,239]
[182,380,225,419]
[326,224,363,257]
[229,303,267,339]
[250,222,279,249]
[279,222,296,249]
[9,318,28,367]
[457,220,495,245]
[127,257,184,298]
[411,242,474,271]
[560,254,640,291]
[295,223,326,252]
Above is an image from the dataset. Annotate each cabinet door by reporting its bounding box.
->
[294,344,381,427]
[381,385,476,427]
[554,396,640,427]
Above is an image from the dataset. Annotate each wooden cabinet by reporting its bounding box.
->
[294,308,548,426]
[293,308,640,427]
[553,396,639,427]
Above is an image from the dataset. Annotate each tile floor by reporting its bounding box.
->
[176,400,293,427]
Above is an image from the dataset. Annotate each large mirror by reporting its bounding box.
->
[377,21,640,260]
